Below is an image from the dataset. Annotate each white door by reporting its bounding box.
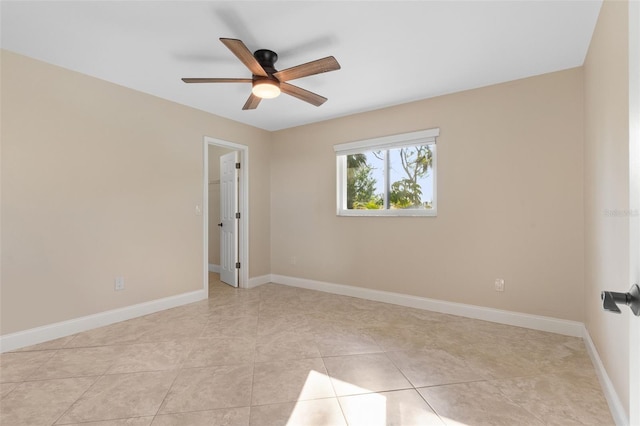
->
[630,2,639,424]
[219,151,239,287]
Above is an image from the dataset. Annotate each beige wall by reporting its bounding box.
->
[0,50,271,335]
[207,145,234,266]
[272,68,585,321]
[583,0,630,416]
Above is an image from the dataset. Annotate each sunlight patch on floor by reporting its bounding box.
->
[296,370,337,400]
[327,376,385,400]
[289,371,470,425]
[332,392,388,426]
[289,370,386,426]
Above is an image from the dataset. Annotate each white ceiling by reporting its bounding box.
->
[1,1,602,131]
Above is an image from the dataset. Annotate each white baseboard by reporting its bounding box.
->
[247,274,271,289]
[208,263,220,273]
[0,289,207,353]
[270,274,584,337]
[583,326,628,426]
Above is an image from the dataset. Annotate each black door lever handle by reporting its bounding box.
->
[601,284,640,316]
[218,223,223,227]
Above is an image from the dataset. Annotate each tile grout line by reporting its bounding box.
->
[247,283,265,423]
[483,375,551,425]
[319,355,349,425]
[20,349,59,382]
[413,384,448,425]
[149,310,200,424]
[50,374,102,425]
[150,369,190,423]
[383,349,418,390]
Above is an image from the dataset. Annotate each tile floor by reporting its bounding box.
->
[0,273,614,425]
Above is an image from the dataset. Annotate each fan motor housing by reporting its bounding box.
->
[254,49,278,74]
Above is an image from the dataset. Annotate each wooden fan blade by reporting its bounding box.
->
[280,82,327,107]
[242,93,262,110]
[182,78,252,83]
[220,38,268,77]
[274,56,340,82]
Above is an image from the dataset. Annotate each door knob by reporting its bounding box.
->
[601,284,640,316]
[218,223,223,227]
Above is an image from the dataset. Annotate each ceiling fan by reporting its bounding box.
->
[181,38,341,110]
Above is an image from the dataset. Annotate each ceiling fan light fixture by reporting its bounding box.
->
[182,38,340,110]
[252,79,281,99]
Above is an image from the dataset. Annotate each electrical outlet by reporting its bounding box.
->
[290,256,297,265]
[115,277,125,291]
[495,278,505,292]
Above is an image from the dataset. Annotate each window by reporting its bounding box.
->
[335,128,439,216]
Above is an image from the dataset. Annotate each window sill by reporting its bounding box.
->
[337,209,437,217]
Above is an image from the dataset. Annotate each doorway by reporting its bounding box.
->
[203,137,250,295]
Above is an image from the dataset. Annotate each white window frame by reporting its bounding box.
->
[335,128,439,217]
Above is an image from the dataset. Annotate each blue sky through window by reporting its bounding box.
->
[365,147,434,205]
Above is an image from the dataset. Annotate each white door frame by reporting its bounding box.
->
[203,136,250,293]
